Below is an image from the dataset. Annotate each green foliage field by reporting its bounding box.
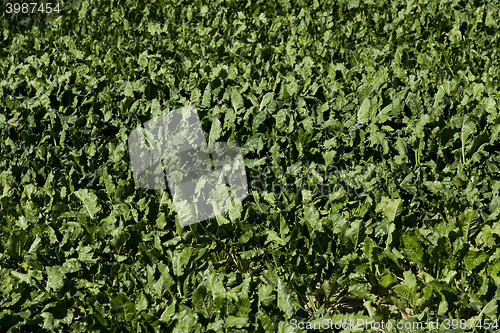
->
[1,0,500,331]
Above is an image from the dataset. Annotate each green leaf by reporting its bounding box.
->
[357,98,371,125]
[202,83,212,108]
[225,315,248,328]
[172,307,201,332]
[252,111,267,135]
[348,0,360,9]
[74,189,101,219]
[464,251,487,271]
[481,299,498,320]
[274,109,288,131]
[46,267,65,292]
[376,197,404,222]
[110,293,137,322]
[231,88,244,111]
[160,300,177,323]
[192,285,213,319]
[438,300,448,315]
[124,81,134,98]
[345,219,362,248]
[277,278,294,318]
[379,272,398,288]
[304,205,321,232]
[208,118,222,150]
[458,209,481,241]
[260,92,274,112]
[461,115,477,165]
[348,282,371,299]
[258,283,275,307]
[401,233,424,267]
[136,292,149,312]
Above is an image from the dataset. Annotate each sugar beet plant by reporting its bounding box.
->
[1,0,500,332]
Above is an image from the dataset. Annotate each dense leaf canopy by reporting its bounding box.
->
[1,0,500,331]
